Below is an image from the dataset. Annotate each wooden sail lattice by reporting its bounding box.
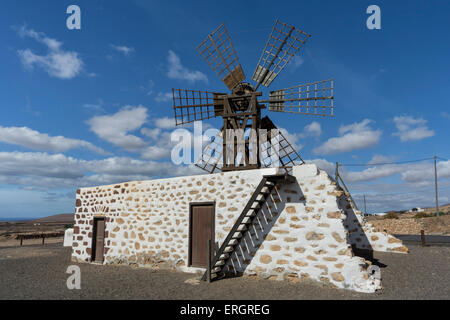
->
[172,89,225,126]
[252,20,310,88]
[264,79,334,117]
[197,23,245,90]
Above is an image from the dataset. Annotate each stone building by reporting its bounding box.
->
[71,164,407,293]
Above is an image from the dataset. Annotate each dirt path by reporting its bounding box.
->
[0,243,449,299]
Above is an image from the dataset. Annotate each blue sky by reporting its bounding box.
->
[0,0,449,218]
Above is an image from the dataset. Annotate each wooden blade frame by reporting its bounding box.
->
[172,88,225,126]
[195,116,305,174]
[195,129,224,174]
[259,116,304,174]
[197,24,245,91]
[252,20,310,89]
[264,79,334,117]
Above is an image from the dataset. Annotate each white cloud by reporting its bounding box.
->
[140,80,154,96]
[279,128,303,151]
[345,165,403,183]
[303,121,322,137]
[313,119,381,155]
[17,26,83,79]
[0,151,201,189]
[110,44,134,56]
[277,121,321,151]
[0,126,107,154]
[154,92,172,102]
[340,159,450,185]
[140,145,171,160]
[305,158,335,176]
[393,116,434,142]
[87,106,148,151]
[367,154,393,165]
[167,50,208,83]
[141,128,161,140]
[290,55,304,71]
[155,116,176,129]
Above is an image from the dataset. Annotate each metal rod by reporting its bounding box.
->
[364,195,367,215]
[335,162,339,186]
[434,155,439,216]
[20,237,23,246]
[207,239,212,283]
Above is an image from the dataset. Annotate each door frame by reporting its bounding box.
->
[91,216,106,263]
[188,202,215,267]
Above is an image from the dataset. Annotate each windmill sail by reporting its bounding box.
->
[197,23,245,91]
[195,117,305,174]
[252,20,310,89]
[195,129,224,173]
[259,116,304,173]
[263,79,334,117]
[172,89,225,126]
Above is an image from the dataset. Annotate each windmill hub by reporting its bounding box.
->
[172,20,334,174]
[232,82,255,96]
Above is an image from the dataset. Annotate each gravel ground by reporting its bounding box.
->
[0,242,449,300]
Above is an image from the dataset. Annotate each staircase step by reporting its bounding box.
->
[242,217,252,224]
[229,239,239,245]
[219,253,230,260]
[211,267,222,273]
[214,260,225,267]
[232,232,242,239]
[224,246,234,253]
[237,225,247,231]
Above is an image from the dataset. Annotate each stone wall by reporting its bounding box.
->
[72,164,407,293]
[370,218,423,235]
[370,215,450,235]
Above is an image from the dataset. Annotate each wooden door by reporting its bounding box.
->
[92,218,105,262]
[189,204,215,268]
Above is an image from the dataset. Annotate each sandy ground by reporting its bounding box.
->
[0,243,449,300]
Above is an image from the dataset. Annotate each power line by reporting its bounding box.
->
[338,156,446,167]
[351,184,450,198]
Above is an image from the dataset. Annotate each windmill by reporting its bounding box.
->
[172,20,334,174]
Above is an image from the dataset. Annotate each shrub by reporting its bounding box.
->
[64,224,74,229]
[414,212,430,219]
[383,212,399,220]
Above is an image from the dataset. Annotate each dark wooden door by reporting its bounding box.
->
[190,204,215,267]
[92,218,105,262]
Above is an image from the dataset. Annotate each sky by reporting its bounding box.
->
[0,0,449,218]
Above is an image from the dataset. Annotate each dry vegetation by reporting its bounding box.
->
[0,214,73,247]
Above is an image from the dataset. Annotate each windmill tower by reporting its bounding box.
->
[172,20,334,174]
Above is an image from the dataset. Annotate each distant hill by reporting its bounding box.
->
[28,213,74,224]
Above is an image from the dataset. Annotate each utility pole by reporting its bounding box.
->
[434,155,439,216]
[335,162,339,186]
[364,195,367,215]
